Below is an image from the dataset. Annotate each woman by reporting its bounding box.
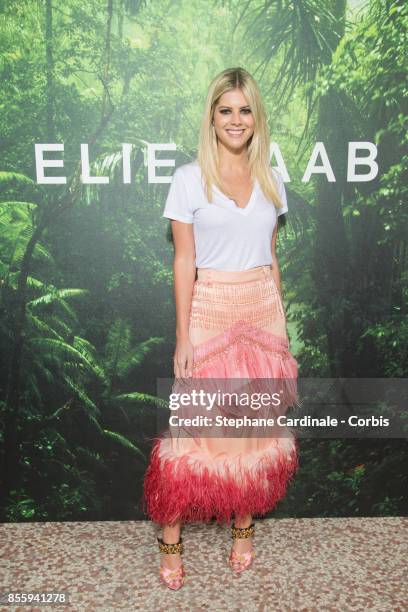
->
[143,67,299,590]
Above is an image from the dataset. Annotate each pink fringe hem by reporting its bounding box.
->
[142,437,299,525]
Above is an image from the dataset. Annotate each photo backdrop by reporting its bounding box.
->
[0,0,407,521]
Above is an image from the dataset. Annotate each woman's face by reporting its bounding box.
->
[212,88,255,153]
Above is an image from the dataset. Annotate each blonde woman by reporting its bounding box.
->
[143,67,299,590]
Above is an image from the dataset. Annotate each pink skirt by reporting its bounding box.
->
[143,264,299,524]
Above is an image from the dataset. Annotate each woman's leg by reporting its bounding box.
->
[232,514,253,554]
[161,522,182,569]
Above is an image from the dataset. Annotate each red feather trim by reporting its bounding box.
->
[142,437,299,525]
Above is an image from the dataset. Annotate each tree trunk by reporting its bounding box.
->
[101,0,114,121]
[312,0,349,376]
[45,0,54,142]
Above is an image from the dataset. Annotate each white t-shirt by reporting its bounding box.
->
[162,160,288,272]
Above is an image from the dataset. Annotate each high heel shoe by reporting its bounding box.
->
[229,523,255,573]
[157,537,185,590]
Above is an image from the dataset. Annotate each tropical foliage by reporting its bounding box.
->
[0,0,406,520]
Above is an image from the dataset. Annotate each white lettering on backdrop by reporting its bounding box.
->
[34,142,379,184]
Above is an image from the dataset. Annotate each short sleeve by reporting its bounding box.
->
[272,168,288,216]
[162,167,194,224]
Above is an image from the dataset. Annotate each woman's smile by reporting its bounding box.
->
[225,128,246,138]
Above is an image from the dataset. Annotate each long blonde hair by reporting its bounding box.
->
[197,67,283,211]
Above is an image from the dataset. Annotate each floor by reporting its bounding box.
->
[1,516,407,611]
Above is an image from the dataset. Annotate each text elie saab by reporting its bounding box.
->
[34,142,381,184]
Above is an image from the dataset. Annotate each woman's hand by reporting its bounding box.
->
[173,336,194,380]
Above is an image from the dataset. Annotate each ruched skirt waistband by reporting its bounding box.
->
[196,264,273,284]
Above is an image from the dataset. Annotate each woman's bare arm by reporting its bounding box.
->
[171,220,196,378]
[270,223,283,299]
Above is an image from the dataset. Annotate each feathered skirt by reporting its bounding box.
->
[143,264,299,524]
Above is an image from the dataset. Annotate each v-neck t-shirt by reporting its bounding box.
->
[162,160,288,272]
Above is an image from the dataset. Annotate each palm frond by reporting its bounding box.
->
[103,429,146,459]
[0,172,36,188]
[28,288,89,309]
[0,201,36,222]
[54,433,77,461]
[26,277,58,291]
[30,241,54,263]
[76,446,107,468]
[82,411,104,434]
[25,371,43,404]
[27,314,65,341]
[72,336,107,382]
[243,0,346,122]
[29,337,101,379]
[46,314,79,338]
[113,391,168,411]
[117,337,164,376]
[63,374,100,416]
[105,318,132,368]
[32,361,54,385]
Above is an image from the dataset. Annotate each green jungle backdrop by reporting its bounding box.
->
[0,0,407,521]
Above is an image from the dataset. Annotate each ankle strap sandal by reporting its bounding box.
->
[231,523,255,539]
[157,537,184,554]
[157,537,185,590]
[229,524,255,573]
